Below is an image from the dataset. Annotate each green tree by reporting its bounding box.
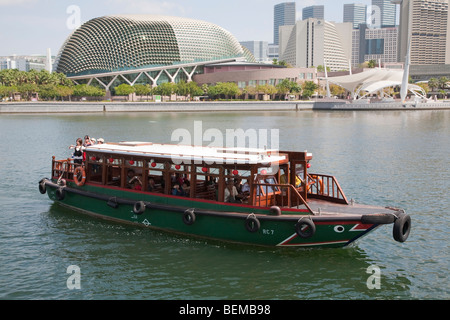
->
[186,81,204,98]
[73,84,105,98]
[428,78,439,92]
[17,83,38,100]
[134,84,152,100]
[439,76,448,89]
[56,85,74,101]
[302,81,319,99]
[114,83,135,96]
[367,60,377,68]
[154,82,177,97]
[175,80,189,96]
[0,85,17,100]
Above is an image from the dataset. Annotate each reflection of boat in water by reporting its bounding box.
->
[39,142,411,248]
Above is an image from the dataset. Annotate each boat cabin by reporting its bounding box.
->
[52,142,348,212]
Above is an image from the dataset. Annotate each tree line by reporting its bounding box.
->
[1,69,318,102]
[0,69,105,101]
[114,79,319,101]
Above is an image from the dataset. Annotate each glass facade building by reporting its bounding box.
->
[55,15,248,78]
[274,2,296,45]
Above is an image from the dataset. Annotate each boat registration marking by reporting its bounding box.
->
[262,229,275,235]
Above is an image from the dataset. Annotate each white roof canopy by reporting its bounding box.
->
[87,142,288,165]
[326,69,403,95]
[321,68,425,99]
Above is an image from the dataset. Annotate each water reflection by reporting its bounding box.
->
[0,110,448,300]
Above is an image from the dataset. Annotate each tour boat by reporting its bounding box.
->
[39,142,411,248]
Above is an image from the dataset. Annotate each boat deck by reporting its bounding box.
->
[298,199,398,216]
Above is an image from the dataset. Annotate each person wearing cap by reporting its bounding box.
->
[97,138,105,144]
[91,138,97,145]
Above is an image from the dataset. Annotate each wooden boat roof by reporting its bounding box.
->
[87,141,295,165]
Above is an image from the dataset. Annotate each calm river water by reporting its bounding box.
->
[0,109,448,301]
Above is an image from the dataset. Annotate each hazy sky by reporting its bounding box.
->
[0,0,375,56]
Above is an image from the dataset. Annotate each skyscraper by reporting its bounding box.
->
[302,5,325,20]
[343,3,367,28]
[395,0,450,65]
[274,2,296,45]
[279,18,353,71]
[372,0,397,27]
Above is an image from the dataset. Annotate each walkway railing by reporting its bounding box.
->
[307,174,348,204]
[254,183,313,214]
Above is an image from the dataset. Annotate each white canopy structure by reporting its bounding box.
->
[322,68,427,101]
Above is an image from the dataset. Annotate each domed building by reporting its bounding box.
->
[55,15,254,89]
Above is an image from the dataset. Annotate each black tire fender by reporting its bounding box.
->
[55,187,65,201]
[39,180,47,194]
[393,212,411,243]
[133,201,146,215]
[269,206,282,216]
[245,214,260,233]
[295,218,316,239]
[183,209,196,225]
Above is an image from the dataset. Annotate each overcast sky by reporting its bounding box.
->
[0,0,376,57]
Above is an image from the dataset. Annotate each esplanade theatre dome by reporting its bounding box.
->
[55,15,251,77]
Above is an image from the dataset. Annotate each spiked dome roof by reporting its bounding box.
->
[55,15,247,77]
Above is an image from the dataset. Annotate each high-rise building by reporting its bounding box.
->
[352,24,399,66]
[372,0,397,27]
[274,2,296,45]
[343,4,367,28]
[395,0,450,65]
[240,41,270,63]
[279,18,353,71]
[302,5,325,20]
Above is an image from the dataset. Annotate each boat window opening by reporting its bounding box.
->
[105,156,122,187]
[195,168,219,201]
[86,155,103,184]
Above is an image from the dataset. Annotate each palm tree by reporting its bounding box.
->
[428,78,439,92]
[439,76,448,90]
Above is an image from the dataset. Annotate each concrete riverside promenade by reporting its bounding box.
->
[1,100,450,113]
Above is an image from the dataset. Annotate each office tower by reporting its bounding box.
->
[343,3,368,28]
[353,24,399,65]
[279,18,353,71]
[240,41,270,62]
[372,0,397,27]
[302,5,325,20]
[395,0,450,64]
[274,2,296,45]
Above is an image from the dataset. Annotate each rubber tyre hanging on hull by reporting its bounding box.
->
[55,188,65,201]
[183,209,196,225]
[133,201,146,215]
[393,212,411,243]
[295,218,316,239]
[39,180,47,194]
[245,214,260,233]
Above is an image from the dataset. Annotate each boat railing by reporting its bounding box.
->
[307,173,348,204]
[52,157,82,180]
[254,182,313,214]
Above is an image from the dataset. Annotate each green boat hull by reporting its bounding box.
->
[40,179,399,248]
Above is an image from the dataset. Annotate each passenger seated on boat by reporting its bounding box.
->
[130,178,142,191]
[242,181,250,194]
[127,169,143,189]
[172,184,186,197]
[181,183,190,197]
[148,178,156,192]
[280,170,302,187]
[224,180,241,203]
